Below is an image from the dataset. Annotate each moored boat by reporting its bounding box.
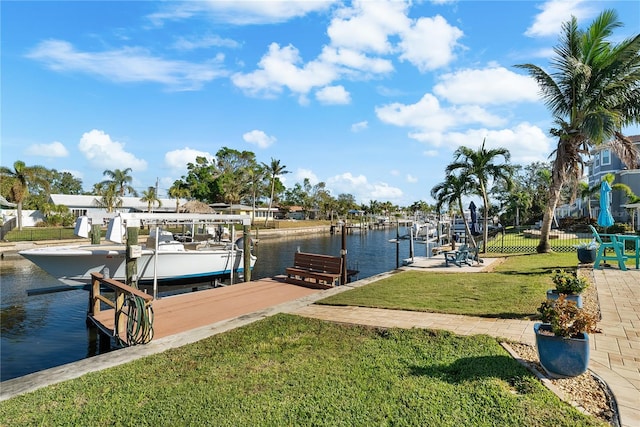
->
[19,213,256,287]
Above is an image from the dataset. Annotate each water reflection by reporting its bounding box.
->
[1,228,417,381]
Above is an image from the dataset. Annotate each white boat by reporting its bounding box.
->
[19,213,256,288]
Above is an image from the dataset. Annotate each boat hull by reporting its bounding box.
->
[19,244,256,286]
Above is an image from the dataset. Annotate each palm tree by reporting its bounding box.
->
[95,181,122,213]
[446,139,513,253]
[101,168,138,197]
[0,160,50,230]
[263,158,289,227]
[431,172,476,249]
[168,182,191,212]
[140,186,162,213]
[515,9,640,253]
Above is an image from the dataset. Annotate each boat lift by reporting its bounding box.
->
[30,212,254,299]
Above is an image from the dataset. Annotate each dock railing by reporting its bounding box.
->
[88,272,154,346]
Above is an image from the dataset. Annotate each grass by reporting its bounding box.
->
[0,314,604,426]
[318,252,579,319]
[0,251,608,426]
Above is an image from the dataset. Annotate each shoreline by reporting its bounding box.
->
[0,225,333,256]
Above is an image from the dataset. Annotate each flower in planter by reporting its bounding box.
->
[551,269,589,294]
[574,240,598,250]
[537,295,598,338]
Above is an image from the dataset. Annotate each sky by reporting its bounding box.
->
[2,0,639,207]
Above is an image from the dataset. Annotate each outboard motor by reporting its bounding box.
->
[234,236,254,253]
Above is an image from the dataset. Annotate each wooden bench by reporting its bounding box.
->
[285,252,343,289]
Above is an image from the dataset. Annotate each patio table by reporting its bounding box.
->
[617,234,640,269]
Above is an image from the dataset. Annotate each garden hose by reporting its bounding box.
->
[117,295,154,346]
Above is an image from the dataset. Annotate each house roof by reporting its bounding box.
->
[49,194,184,212]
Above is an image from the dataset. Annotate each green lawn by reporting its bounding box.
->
[0,314,604,426]
[319,252,579,318]
[0,251,607,426]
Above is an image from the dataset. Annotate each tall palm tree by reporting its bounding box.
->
[140,186,162,213]
[0,160,50,230]
[101,168,138,197]
[246,164,266,223]
[263,158,289,227]
[515,9,640,253]
[446,139,513,252]
[95,181,122,213]
[431,172,476,249]
[168,182,191,212]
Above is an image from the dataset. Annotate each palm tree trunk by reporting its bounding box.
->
[458,198,477,249]
[265,180,275,227]
[17,202,23,230]
[481,191,490,254]
[537,180,563,253]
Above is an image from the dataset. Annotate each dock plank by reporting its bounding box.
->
[93,278,321,340]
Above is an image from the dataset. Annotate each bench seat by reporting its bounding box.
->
[285,252,343,288]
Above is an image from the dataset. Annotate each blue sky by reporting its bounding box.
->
[2,0,639,206]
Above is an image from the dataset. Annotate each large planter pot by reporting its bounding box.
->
[546,289,583,308]
[577,248,597,264]
[534,323,590,378]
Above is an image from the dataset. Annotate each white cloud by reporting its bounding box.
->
[293,168,319,185]
[231,0,461,101]
[398,15,464,71]
[351,121,368,132]
[164,147,214,173]
[316,85,351,104]
[27,40,227,91]
[327,0,410,54]
[171,34,239,51]
[442,123,553,164]
[78,129,148,171]
[231,43,338,98]
[525,0,595,37]
[327,172,403,203]
[433,66,540,105]
[149,0,335,26]
[243,130,276,149]
[24,141,68,157]
[376,93,504,135]
[406,174,418,183]
[319,46,394,75]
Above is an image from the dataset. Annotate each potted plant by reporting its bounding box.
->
[575,240,598,264]
[534,295,598,378]
[546,269,588,308]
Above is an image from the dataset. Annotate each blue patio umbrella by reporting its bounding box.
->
[597,180,614,228]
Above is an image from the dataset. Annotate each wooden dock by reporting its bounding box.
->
[92,277,322,341]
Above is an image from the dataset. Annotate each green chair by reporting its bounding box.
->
[588,225,627,271]
[445,244,472,267]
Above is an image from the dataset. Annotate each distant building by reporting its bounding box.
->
[586,135,640,228]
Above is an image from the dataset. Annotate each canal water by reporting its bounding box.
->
[1,227,428,382]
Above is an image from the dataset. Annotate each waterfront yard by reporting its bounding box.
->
[318,252,578,318]
[0,252,606,426]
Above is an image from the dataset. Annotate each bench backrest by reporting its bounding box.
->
[294,252,343,274]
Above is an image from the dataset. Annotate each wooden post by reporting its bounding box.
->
[115,290,126,341]
[89,272,102,316]
[126,226,139,288]
[341,224,347,285]
[396,221,400,269]
[91,224,101,244]
[243,225,251,282]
